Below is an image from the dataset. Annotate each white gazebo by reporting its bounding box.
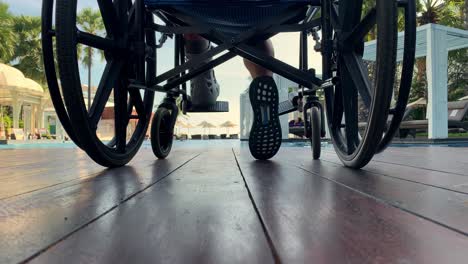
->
[0,63,45,138]
[364,23,468,139]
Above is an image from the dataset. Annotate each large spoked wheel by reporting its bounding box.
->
[55,0,156,167]
[150,107,175,159]
[310,106,321,160]
[42,0,82,148]
[322,0,398,168]
[376,0,417,153]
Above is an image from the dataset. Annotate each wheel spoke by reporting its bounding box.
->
[330,6,341,31]
[339,0,363,32]
[115,0,129,31]
[97,0,119,37]
[114,79,129,152]
[344,8,377,48]
[77,30,115,51]
[89,60,124,128]
[129,90,145,118]
[342,53,372,108]
[107,137,117,148]
[340,61,360,154]
[332,84,343,129]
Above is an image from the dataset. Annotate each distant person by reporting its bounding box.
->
[295,117,304,127]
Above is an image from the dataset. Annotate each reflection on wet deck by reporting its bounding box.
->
[1,144,468,263]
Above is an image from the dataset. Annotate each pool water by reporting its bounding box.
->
[1,139,467,150]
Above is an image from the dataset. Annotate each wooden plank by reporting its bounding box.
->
[376,147,468,175]
[319,151,468,194]
[234,149,468,263]
[27,150,274,264]
[346,146,468,176]
[0,151,199,264]
[0,149,166,200]
[278,149,468,235]
[0,148,86,170]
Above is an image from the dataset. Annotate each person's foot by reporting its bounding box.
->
[185,38,220,107]
[248,76,282,160]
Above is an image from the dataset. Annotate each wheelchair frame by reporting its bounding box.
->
[42,0,416,168]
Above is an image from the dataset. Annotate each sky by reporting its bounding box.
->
[3,0,323,135]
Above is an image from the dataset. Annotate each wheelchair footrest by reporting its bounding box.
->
[278,100,297,116]
[187,101,229,113]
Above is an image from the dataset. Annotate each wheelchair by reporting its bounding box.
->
[42,0,416,168]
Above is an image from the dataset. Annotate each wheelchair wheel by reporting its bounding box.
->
[151,107,174,159]
[310,106,321,160]
[55,0,156,167]
[376,0,417,153]
[41,0,82,148]
[322,0,398,168]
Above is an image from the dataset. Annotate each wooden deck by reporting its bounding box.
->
[1,143,468,263]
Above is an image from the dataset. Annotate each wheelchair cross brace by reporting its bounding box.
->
[134,4,325,94]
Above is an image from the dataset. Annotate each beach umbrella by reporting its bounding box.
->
[197,121,216,134]
[175,120,187,135]
[176,120,187,128]
[219,121,237,135]
[185,122,195,135]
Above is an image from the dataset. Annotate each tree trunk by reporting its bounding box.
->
[87,48,92,109]
[465,0,468,29]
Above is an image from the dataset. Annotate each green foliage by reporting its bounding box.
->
[0,2,17,62]
[1,114,12,128]
[77,8,105,69]
[447,48,468,101]
[11,15,44,85]
[77,8,105,101]
[409,0,467,103]
[288,87,297,93]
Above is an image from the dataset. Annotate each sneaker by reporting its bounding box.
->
[248,76,282,160]
[185,38,220,107]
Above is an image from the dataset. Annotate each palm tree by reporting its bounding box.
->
[412,0,463,99]
[0,2,17,63]
[11,15,44,84]
[77,8,105,108]
[465,0,468,29]
[418,0,445,24]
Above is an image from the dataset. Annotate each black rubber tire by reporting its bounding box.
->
[55,0,155,167]
[151,107,174,159]
[375,0,417,153]
[310,106,321,160]
[323,0,397,169]
[41,0,82,148]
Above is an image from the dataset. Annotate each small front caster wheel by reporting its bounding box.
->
[151,107,174,159]
[310,106,321,160]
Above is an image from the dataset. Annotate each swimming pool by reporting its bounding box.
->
[1,139,467,150]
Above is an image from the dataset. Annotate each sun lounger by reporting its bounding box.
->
[191,134,202,140]
[11,128,25,140]
[399,100,468,137]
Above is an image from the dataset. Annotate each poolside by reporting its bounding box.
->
[2,138,468,149]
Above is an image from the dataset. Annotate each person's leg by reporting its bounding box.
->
[245,40,282,160]
[243,39,274,78]
[184,34,219,107]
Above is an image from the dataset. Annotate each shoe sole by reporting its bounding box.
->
[248,76,282,160]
